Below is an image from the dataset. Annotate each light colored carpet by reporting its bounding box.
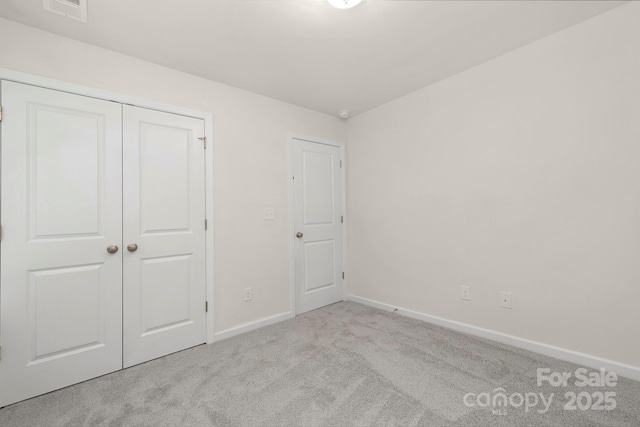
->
[0,301,638,426]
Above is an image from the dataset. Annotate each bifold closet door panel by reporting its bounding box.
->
[0,81,123,407]
[122,105,207,368]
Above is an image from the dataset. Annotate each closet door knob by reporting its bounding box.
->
[296,232,303,238]
[127,243,138,252]
[106,245,119,254]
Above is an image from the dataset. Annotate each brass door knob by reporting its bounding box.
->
[127,243,138,252]
[296,232,303,238]
[106,245,119,254]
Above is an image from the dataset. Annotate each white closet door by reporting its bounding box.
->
[0,81,123,407]
[122,105,206,368]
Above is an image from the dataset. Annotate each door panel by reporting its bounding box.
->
[292,138,343,314]
[123,106,206,368]
[140,254,192,335]
[30,104,104,237]
[304,240,336,292]
[29,264,104,360]
[139,124,192,233]
[0,81,123,407]
[303,151,335,225]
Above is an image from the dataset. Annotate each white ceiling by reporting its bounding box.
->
[0,0,627,117]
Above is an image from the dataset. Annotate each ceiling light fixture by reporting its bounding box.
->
[327,0,362,10]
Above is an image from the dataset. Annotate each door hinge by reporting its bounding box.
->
[0,225,3,241]
[340,160,342,168]
[342,272,345,279]
[205,301,209,312]
[205,219,208,230]
[0,106,3,122]
[341,216,343,224]
[198,136,207,149]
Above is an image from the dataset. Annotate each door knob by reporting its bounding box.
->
[106,245,119,254]
[127,243,138,252]
[296,232,303,238]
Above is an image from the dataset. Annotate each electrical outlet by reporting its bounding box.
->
[244,287,253,302]
[461,286,471,301]
[500,292,512,309]
[263,208,275,220]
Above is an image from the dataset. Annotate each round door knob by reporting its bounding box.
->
[127,243,138,252]
[296,232,303,238]
[106,245,119,254]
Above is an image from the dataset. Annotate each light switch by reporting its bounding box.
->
[263,208,275,220]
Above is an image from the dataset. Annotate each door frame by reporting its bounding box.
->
[288,133,347,316]
[0,68,216,344]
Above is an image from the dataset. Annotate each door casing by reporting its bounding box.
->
[288,133,347,315]
[0,68,216,345]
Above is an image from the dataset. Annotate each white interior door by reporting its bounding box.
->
[292,137,344,314]
[122,105,206,368]
[0,81,123,407]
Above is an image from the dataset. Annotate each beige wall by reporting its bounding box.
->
[0,18,346,333]
[347,2,640,367]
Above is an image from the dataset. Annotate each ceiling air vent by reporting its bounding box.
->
[42,0,88,23]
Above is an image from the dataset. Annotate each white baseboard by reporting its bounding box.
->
[214,311,293,342]
[347,294,640,382]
